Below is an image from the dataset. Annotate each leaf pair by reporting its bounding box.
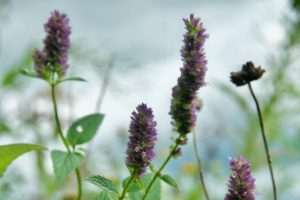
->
[87,173,176,200]
[21,68,87,84]
[51,113,104,182]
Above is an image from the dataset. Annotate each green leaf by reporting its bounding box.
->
[0,144,47,177]
[2,69,21,87]
[94,191,118,200]
[122,177,142,192]
[136,179,144,191]
[67,113,104,145]
[128,173,161,200]
[128,192,140,200]
[160,174,179,190]
[51,150,83,182]
[2,49,34,88]
[58,76,87,84]
[149,164,155,173]
[20,69,39,78]
[86,175,119,195]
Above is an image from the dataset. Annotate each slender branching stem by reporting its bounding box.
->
[247,82,277,200]
[51,83,82,200]
[119,170,137,200]
[192,130,210,200]
[141,140,180,200]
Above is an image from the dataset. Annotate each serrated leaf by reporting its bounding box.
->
[51,150,83,182]
[58,76,87,83]
[128,173,161,200]
[94,190,118,200]
[122,177,142,192]
[160,174,179,190]
[0,143,47,177]
[86,175,119,195]
[67,113,104,145]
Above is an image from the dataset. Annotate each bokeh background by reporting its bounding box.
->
[0,0,300,199]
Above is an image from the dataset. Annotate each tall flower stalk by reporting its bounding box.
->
[142,14,209,200]
[230,61,277,200]
[33,10,82,200]
[119,103,157,200]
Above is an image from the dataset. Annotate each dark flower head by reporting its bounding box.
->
[126,103,157,177]
[33,10,71,80]
[230,61,265,86]
[225,156,256,200]
[170,14,208,136]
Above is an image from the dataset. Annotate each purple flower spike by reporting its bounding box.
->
[170,14,208,136]
[225,156,256,200]
[44,10,71,74]
[126,103,157,177]
[33,10,71,79]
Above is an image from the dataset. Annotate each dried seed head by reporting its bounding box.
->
[230,61,265,86]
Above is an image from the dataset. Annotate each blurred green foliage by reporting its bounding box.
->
[1,49,34,88]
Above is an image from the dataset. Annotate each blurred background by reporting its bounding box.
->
[0,0,300,199]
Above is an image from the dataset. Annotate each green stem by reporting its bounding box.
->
[51,84,71,152]
[248,83,277,200]
[119,170,137,200]
[75,167,82,200]
[192,130,210,200]
[142,141,180,200]
[51,84,82,200]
